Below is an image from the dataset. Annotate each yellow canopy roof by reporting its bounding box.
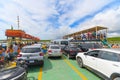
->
[64,26,108,37]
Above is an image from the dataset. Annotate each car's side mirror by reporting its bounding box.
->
[84,52,88,55]
[85,48,89,52]
[81,47,89,52]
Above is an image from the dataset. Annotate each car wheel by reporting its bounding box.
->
[112,76,120,80]
[111,74,120,80]
[113,77,120,80]
[77,57,84,68]
[40,61,44,67]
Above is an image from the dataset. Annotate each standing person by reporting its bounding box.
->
[87,32,90,40]
[97,31,101,40]
[13,43,18,57]
[17,46,21,55]
[0,45,4,61]
[0,45,5,67]
[83,33,87,40]
[81,33,83,40]
[7,44,14,61]
[42,43,47,55]
[103,32,106,39]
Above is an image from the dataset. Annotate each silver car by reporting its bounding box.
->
[17,45,44,66]
[48,44,62,58]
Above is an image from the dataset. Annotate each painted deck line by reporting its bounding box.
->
[63,57,88,80]
[38,68,42,80]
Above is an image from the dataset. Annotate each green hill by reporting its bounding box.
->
[107,37,120,44]
[107,37,120,41]
[40,40,51,42]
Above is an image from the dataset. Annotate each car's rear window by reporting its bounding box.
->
[70,47,77,50]
[22,48,41,53]
[51,46,60,49]
[80,43,102,49]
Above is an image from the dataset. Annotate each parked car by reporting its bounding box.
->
[0,60,27,80]
[63,45,81,59]
[17,45,44,66]
[76,48,120,80]
[48,44,62,58]
[78,42,103,52]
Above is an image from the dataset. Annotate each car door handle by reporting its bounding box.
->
[112,64,119,67]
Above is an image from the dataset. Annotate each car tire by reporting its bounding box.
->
[110,74,120,80]
[77,57,84,68]
[113,77,120,80]
[40,61,44,67]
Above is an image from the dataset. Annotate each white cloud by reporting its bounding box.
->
[0,0,119,40]
[75,5,120,37]
[58,0,114,26]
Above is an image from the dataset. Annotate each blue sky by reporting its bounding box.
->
[0,0,120,40]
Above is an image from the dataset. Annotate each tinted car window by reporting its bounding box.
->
[61,41,68,45]
[70,47,77,50]
[87,50,100,57]
[80,43,94,49]
[65,46,69,49]
[51,46,60,49]
[100,51,120,62]
[22,48,41,53]
[79,43,102,49]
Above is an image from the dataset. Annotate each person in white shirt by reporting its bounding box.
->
[13,43,18,57]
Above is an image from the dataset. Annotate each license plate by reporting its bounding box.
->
[29,60,34,63]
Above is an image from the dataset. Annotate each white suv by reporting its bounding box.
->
[17,45,44,66]
[76,48,120,80]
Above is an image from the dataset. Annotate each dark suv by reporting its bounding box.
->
[78,42,103,52]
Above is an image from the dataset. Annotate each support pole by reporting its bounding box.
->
[17,16,20,29]
[96,26,97,39]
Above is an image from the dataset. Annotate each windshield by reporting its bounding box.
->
[61,41,68,45]
[51,46,60,49]
[70,47,78,50]
[21,48,41,53]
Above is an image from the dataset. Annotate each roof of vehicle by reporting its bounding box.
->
[94,48,120,54]
[64,26,107,37]
[23,45,41,48]
[33,43,41,46]
[78,42,103,48]
[49,44,60,47]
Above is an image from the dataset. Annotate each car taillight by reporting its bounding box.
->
[17,54,22,57]
[39,53,44,56]
[91,48,95,50]
[78,50,82,52]
[48,50,52,53]
[70,50,73,52]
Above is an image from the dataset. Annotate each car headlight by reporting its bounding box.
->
[0,74,12,80]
